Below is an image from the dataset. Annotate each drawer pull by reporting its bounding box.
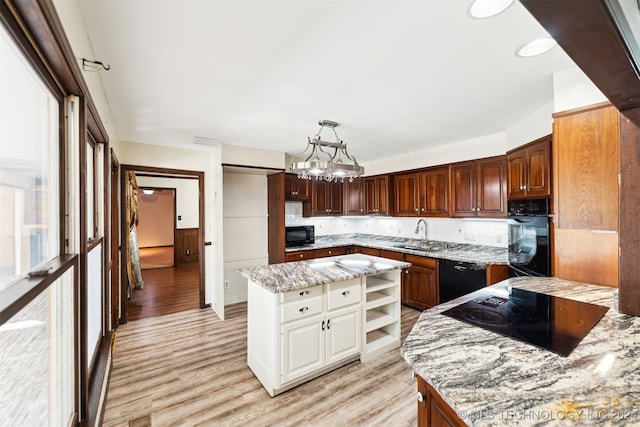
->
[327,319,331,329]
[299,306,309,313]
[299,291,309,296]
[342,290,350,297]
[322,320,325,330]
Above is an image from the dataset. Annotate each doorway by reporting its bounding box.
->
[120,165,206,323]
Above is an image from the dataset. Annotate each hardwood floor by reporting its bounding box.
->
[103,303,421,426]
[127,264,200,321]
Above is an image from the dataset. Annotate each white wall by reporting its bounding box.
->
[136,190,174,247]
[222,144,285,169]
[136,176,199,229]
[506,101,554,150]
[52,0,120,151]
[553,67,607,113]
[363,132,508,176]
[223,173,269,304]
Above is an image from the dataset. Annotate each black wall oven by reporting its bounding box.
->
[285,225,315,247]
[507,199,551,277]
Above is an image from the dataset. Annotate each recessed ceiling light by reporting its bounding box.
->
[517,38,557,57]
[469,0,513,18]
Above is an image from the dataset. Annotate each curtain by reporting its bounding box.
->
[126,171,144,292]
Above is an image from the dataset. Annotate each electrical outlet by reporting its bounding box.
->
[224,280,229,289]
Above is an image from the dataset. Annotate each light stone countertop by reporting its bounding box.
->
[285,233,508,265]
[401,276,640,426]
[238,253,410,293]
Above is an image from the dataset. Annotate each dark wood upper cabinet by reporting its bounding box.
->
[364,175,390,215]
[304,179,343,216]
[420,167,450,217]
[507,136,551,199]
[343,178,364,215]
[394,167,450,217]
[284,173,310,201]
[451,156,506,218]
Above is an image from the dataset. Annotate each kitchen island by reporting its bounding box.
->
[402,276,640,426]
[239,254,410,396]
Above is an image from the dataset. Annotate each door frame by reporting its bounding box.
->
[119,164,205,324]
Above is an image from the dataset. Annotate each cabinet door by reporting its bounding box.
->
[416,376,466,427]
[281,314,325,384]
[394,172,420,216]
[375,176,390,215]
[402,266,438,310]
[285,174,310,201]
[364,177,378,214]
[308,180,330,216]
[421,167,450,217]
[326,306,361,365]
[450,162,477,217]
[507,150,527,199]
[329,180,343,214]
[525,138,551,198]
[476,157,507,217]
[343,178,364,215]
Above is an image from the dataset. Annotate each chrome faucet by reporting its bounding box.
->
[415,218,428,241]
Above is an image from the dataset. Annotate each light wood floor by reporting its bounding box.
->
[103,303,421,426]
[127,263,200,321]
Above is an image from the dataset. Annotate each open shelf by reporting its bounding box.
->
[366,291,396,310]
[366,329,398,352]
[365,308,397,332]
[365,276,395,293]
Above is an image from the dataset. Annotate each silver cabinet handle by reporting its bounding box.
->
[299,254,304,258]
[342,290,350,297]
[416,392,424,403]
[300,290,309,296]
[299,306,308,313]
[415,208,419,211]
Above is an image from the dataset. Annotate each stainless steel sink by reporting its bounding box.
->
[394,242,448,252]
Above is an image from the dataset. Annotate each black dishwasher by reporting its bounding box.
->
[438,259,486,303]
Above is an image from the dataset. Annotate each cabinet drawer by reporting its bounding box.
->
[327,278,362,311]
[281,285,323,303]
[286,250,318,261]
[316,247,345,258]
[281,296,323,323]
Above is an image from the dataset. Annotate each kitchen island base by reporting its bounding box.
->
[242,255,407,397]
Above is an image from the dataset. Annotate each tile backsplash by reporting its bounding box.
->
[285,201,508,248]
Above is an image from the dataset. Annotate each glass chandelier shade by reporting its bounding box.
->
[289,120,365,182]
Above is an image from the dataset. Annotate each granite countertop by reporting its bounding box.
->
[402,277,640,426]
[238,253,410,293]
[285,233,508,265]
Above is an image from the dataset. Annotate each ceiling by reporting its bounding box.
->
[75,0,576,164]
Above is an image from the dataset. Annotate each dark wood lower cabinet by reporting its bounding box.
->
[402,255,438,310]
[417,375,466,427]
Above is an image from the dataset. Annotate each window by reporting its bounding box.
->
[0,23,60,291]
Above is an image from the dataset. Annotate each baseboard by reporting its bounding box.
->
[224,295,247,305]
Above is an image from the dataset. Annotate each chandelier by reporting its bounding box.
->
[289,120,365,182]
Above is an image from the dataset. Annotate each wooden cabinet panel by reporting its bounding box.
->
[395,168,449,217]
[421,167,450,217]
[378,249,404,261]
[316,247,345,258]
[555,106,618,231]
[343,178,364,215]
[364,175,390,215]
[452,157,506,218]
[417,375,465,427]
[394,172,420,216]
[355,246,380,256]
[284,174,310,201]
[507,136,551,199]
[305,180,343,216]
[451,162,477,217]
[286,250,318,261]
[552,103,619,288]
[402,255,438,310]
[476,157,507,217]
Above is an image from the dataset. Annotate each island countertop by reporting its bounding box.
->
[401,277,640,426]
[238,254,410,293]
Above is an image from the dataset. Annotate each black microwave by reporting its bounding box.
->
[285,225,315,247]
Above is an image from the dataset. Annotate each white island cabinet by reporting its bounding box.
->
[240,254,408,396]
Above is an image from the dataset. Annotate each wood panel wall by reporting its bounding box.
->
[175,228,199,265]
